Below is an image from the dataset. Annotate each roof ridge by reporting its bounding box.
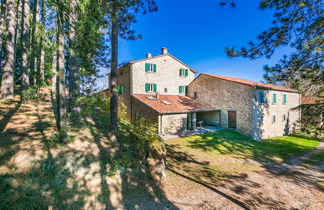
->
[201,73,298,92]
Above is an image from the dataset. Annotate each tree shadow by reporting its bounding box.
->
[166,143,287,209]
[0,99,22,132]
[86,110,179,209]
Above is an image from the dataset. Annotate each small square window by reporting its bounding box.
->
[194,92,197,98]
[272,115,276,123]
[164,88,167,93]
[120,71,123,76]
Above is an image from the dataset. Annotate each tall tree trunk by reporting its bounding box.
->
[0,0,7,71]
[109,6,119,142]
[0,0,16,98]
[20,0,30,88]
[56,6,67,137]
[13,0,22,67]
[38,0,45,86]
[51,50,56,93]
[30,0,39,86]
[68,0,80,112]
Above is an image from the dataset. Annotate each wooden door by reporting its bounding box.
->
[228,111,237,129]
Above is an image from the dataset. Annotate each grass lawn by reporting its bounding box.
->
[304,150,324,166]
[169,129,320,163]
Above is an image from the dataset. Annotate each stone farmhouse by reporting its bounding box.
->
[109,47,301,139]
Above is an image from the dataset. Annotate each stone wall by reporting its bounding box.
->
[131,96,159,125]
[160,113,188,135]
[188,74,254,136]
[252,89,301,139]
[116,65,132,120]
[131,55,195,95]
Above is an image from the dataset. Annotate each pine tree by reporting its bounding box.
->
[55,2,67,138]
[1,0,16,98]
[20,0,30,88]
[0,0,6,70]
[68,0,80,113]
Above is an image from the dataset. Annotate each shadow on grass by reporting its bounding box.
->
[166,142,288,209]
[176,129,323,191]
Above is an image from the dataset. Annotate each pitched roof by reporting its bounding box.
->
[301,97,324,104]
[129,53,198,73]
[201,73,298,93]
[132,94,218,114]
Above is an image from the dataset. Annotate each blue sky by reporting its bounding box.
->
[100,0,291,89]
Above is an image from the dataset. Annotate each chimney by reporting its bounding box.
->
[161,47,168,55]
[155,92,160,99]
[146,53,152,58]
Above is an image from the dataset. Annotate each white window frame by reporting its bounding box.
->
[148,83,154,92]
[282,114,286,122]
[272,115,276,124]
[180,69,186,77]
[147,63,155,72]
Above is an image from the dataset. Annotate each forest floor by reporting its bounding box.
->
[0,91,323,209]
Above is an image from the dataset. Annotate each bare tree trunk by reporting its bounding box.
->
[51,50,57,94]
[13,0,22,67]
[0,0,16,98]
[0,0,7,71]
[109,6,119,142]
[68,0,80,112]
[56,6,67,136]
[30,0,39,86]
[38,0,45,86]
[20,0,30,88]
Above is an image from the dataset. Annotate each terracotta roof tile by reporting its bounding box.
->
[301,97,324,104]
[132,94,218,114]
[202,74,298,93]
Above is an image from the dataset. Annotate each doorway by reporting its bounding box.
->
[228,111,237,129]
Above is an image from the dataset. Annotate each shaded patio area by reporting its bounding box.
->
[161,126,220,140]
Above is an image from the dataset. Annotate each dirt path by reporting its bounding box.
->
[165,139,324,210]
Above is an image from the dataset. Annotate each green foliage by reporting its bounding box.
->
[225,0,323,97]
[22,86,44,101]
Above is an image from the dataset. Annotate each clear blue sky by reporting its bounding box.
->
[100,0,291,89]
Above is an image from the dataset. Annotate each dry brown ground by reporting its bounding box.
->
[0,93,323,210]
[164,139,324,210]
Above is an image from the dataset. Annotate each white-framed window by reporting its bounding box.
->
[145,63,156,73]
[145,83,157,92]
[179,68,188,77]
[282,114,286,122]
[272,115,276,124]
[179,86,188,94]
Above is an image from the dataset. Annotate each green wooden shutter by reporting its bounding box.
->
[153,84,157,92]
[121,85,124,94]
[145,83,149,92]
[145,63,149,72]
[117,86,121,94]
[185,86,188,94]
[185,69,189,77]
[179,86,182,94]
[153,64,157,72]
[283,94,287,104]
[179,69,182,76]
[273,93,277,104]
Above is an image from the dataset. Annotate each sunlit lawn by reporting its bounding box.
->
[169,129,320,163]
